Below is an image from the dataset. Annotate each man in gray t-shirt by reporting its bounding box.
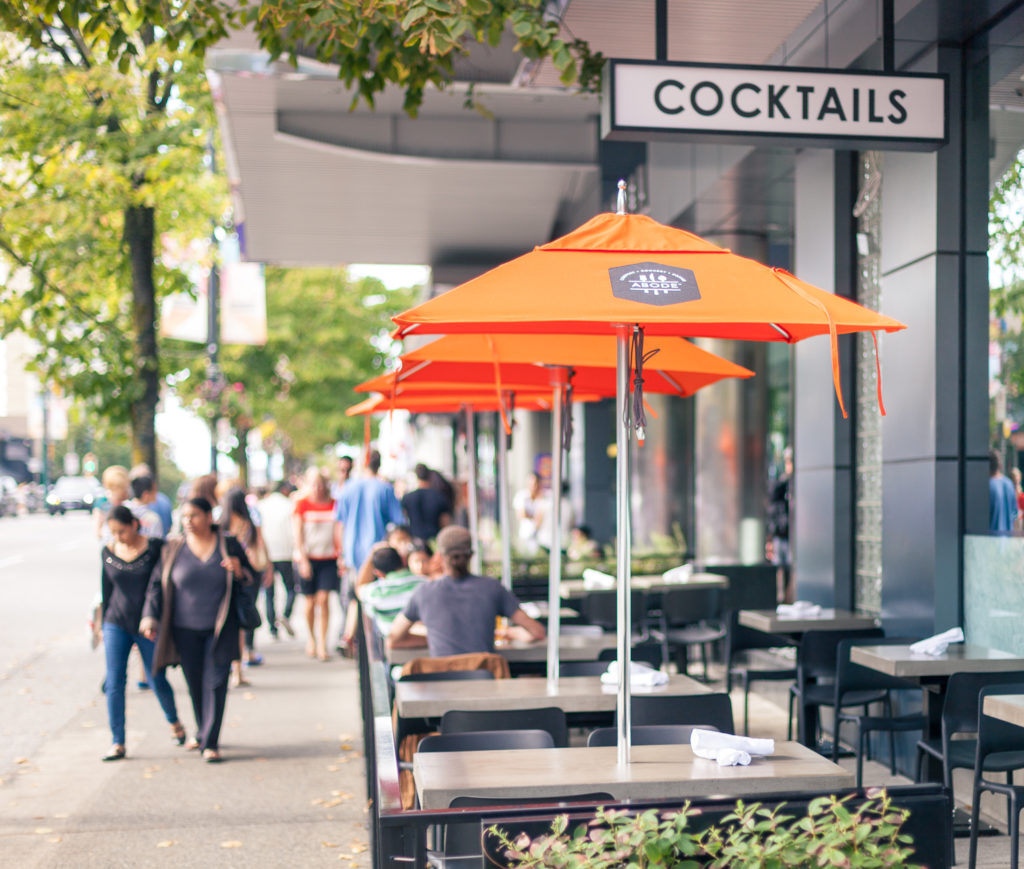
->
[388,526,545,658]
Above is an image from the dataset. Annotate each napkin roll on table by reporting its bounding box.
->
[582,568,616,590]
[600,660,669,688]
[690,728,775,767]
[662,563,694,583]
[776,600,822,618]
[909,627,964,656]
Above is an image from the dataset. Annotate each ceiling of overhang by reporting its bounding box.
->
[211,0,1024,272]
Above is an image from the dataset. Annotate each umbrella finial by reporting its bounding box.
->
[616,179,627,215]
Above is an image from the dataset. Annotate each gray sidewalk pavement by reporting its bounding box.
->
[0,636,371,868]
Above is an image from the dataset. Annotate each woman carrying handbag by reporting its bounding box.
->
[140,496,254,763]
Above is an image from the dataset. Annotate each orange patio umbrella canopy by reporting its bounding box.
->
[359,333,753,399]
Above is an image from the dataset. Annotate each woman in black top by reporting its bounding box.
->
[141,496,252,763]
[100,505,184,761]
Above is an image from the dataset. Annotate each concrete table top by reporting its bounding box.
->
[983,693,1024,728]
[850,643,1024,678]
[559,573,729,599]
[413,740,855,810]
[739,608,879,634]
[386,632,618,666]
[394,673,710,718]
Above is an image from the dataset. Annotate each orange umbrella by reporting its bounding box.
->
[359,333,753,404]
[393,208,905,418]
[391,191,905,760]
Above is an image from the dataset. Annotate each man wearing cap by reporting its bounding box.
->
[387,525,545,657]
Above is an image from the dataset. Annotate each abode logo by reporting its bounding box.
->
[609,262,700,306]
[601,60,947,151]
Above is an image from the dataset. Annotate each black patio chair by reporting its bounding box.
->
[832,637,928,786]
[659,587,725,681]
[968,684,1024,869]
[624,692,735,734]
[399,670,496,682]
[581,589,649,640]
[723,609,797,735]
[790,627,884,747]
[440,706,569,748]
[586,723,713,747]
[559,660,609,677]
[599,641,665,669]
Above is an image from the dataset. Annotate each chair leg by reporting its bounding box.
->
[1011,792,1020,869]
[742,680,750,737]
[701,643,710,682]
[969,782,983,869]
[884,697,896,775]
[856,725,866,788]
[787,690,794,742]
[832,717,840,763]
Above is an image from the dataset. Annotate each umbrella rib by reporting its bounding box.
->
[397,359,433,381]
[769,322,792,341]
[654,368,685,395]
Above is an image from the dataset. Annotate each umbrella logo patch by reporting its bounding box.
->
[609,262,700,306]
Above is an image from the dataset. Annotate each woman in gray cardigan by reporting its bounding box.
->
[141,497,252,763]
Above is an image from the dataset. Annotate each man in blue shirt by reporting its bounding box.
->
[989,449,1018,536]
[335,449,403,650]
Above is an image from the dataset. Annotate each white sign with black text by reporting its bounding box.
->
[602,60,947,150]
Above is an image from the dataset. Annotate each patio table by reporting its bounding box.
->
[982,692,1024,727]
[559,572,728,600]
[739,608,878,635]
[394,673,709,720]
[385,632,617,667]
[413,740,854,810]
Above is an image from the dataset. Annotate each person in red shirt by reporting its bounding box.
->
[292,470,340,661]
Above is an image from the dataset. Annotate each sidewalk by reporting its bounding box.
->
[0,633,372,869]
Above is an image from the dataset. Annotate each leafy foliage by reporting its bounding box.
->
[990,152,1024,433]
[170,266,418,461]
[0,1,604,117]
[0,6,227,470]
[487,793,919,868]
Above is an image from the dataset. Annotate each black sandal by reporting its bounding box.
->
[102,745,126,762]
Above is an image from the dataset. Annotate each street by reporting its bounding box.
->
[0,513,371,868]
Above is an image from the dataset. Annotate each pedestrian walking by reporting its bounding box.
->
[401,463,451,542]
[257,480,298,638]
[334,449,403,654]
[99,505,185,760]
[141,497,254,763]
[222,487,271,686]
[293,470,339,661]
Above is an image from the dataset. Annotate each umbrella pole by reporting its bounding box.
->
[616,326,633,765]
[546,380,565,686]
[497,392,513,590]
[464,405,481,576]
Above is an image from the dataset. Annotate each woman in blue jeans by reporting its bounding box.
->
[100,505,184,760]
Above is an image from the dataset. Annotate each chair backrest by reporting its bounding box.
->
[399,670,496,683]
[724,609,795,662]
[441,706,569,748]
[417,729,556,753]
[797,628,884,681]
[581,589,647,632]
[586,723,712,747]
[834,636,919,701]
[976,683,1024,763]
[559,660,609,677]
[941,670,1024,736]
[598,641,664,669]
[626,693,735,734]
[401,651,510,679]
[661,587,721,626]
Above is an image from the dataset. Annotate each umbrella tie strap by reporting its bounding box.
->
[486,335,513,435]
[561,380,574,452]
[628,328,660,442]
[772,268,847,419]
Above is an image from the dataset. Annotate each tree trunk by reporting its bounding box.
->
[233,425,249,488]
[125,202,159,478]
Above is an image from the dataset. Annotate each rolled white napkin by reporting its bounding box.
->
[582,568,616,590]
[776,600,822,618]
[909,627,964,656]
[600,660,669,688]
[560,624,605,636]
[690,729,774,766]
[662,563,694,583]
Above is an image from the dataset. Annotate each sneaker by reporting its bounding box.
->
[244,654,264,667]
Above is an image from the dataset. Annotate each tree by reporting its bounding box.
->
[169,266,418,479]
[0,14,226,476]
[0,1,604,117]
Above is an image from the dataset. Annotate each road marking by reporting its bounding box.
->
[0,555,25,569]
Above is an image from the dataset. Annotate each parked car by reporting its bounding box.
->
[0,476,17,517]
[46,475,103,515]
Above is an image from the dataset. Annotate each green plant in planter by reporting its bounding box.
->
[486,792,920,868]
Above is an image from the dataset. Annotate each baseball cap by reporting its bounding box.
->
[437,525,473,555]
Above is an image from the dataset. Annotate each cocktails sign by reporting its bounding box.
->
[602,60,947,151]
